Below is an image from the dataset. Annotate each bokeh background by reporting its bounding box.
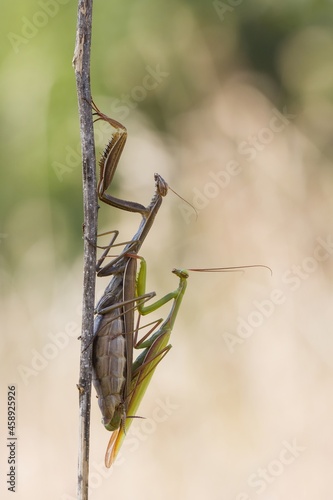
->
[1,1,333,499]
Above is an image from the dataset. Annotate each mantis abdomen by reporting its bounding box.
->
[92,309,126,430]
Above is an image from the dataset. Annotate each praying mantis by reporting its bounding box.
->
[90,100,194,465]
[103,260,270,466]
[104,259,189,466]
[90,101,169,433]
[90,100,271,467]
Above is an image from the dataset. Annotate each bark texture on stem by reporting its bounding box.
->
[73,1,97,499]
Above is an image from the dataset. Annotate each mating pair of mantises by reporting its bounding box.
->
[90,101,269,468]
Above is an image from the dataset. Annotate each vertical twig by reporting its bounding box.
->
[73,1,96,499]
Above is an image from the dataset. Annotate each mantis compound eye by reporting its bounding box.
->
[154,173,168,197]
[172,268,189,279]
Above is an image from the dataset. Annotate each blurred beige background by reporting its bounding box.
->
[1,2,333,499]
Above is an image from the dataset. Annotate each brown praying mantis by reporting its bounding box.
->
[91,100,169,433]
[90,101,271,467]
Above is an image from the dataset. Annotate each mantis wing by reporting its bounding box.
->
[105,328,171,467]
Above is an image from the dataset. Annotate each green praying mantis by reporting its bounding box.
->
[104,259,189,466]
[91,101,271,467]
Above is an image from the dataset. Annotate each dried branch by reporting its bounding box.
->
[73,1,96,499]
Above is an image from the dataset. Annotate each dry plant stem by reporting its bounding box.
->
[73,1,96,499]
